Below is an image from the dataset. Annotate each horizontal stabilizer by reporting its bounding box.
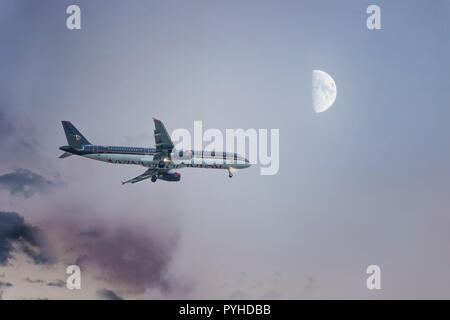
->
[59,152,73,159]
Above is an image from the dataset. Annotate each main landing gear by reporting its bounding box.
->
[151,175,157,182]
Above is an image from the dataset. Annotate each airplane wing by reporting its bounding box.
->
[123,118,175,185]
[153,118,174,154]
[122,168,158,185]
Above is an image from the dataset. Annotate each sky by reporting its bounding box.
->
[0,0,449,299]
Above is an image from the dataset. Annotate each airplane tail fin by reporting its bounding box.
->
[61,121,91,150]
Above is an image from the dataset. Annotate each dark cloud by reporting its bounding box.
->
[25,277,64,288]
[0,169,58,198]
[0,281,12,299]
[97,288,123,300]
[0,211,54,265]
[47,280,65,288]
[0,205,181,297]
[0,281,13,288]
[35,206,181,295]
[74,254,89,268]
[25,278,45,284]
[70,225,179,293]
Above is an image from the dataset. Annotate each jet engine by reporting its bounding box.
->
[158,171,181,182]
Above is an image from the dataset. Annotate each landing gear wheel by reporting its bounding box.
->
[151,175,157,182]
[229,174,233,178]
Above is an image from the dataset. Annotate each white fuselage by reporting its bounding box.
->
[82,147,250,171]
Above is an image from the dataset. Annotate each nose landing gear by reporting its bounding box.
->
[228,168,233,178]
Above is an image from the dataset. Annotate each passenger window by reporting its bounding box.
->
[179,150,183,157]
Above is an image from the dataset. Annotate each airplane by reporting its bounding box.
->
[59,118,250,184]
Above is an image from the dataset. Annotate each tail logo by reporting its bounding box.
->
[74,134,81,141]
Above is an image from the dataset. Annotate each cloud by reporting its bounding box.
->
[0,281,12,288]
[0,282,12,300]
[0,204,181,298]
[0,169,58,198]
[97,288,123,300]
[25,278,45,284]
[263,289,282,299]
[25,278,64,288]
[0,108,41,168]
[69,225,179,293]
[305,276,315,290]
[0,109,14,138]
[47,280,65,288]
[301,276,316,298]
[0,211,54,266]
[29,204,182,296]
[78,230,100,238]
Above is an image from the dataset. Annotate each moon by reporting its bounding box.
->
[312,70,337,113]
